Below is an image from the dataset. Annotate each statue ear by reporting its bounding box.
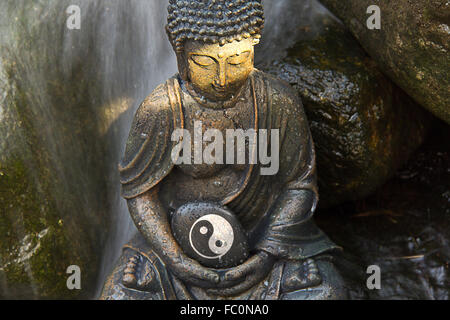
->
[176,51,189,81]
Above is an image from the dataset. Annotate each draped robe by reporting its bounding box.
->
[102,70,340,300]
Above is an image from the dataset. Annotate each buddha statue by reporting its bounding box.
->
[101,0,347,300]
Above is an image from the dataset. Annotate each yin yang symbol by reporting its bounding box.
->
[189,214,234,260]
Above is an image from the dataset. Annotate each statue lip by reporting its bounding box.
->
[212,84,227,93]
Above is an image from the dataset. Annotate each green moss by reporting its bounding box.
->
[0,156,86,299]
[0,1,111,299]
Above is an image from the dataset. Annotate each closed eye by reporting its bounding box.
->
[227,51,251,65]
[191,55,216,67]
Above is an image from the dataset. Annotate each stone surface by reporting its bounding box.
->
[0,0,176,299]
[0,1,110,299]
[317,121,450,299]
[260,15,430,208]
[171,203,249,269]
[319,0,450,124]
[0,0,158,299]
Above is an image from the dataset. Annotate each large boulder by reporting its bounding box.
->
[317,122,450,299]
[0,0,172,299]
[319,0,449,124]
[0,1,111,299]
[260,12,430,207]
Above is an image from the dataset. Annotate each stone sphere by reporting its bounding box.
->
[171,203,249,269]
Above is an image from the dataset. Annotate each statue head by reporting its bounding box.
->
[166,0,265,101]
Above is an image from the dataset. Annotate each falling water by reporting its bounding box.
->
[62,0,179,296]
[0,0,176,298]
[23,0,180,296]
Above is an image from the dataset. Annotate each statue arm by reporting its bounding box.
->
[119,80,181,200]
[213,150,318,293]
[254,137,326,260]
[254,187,322,260]
[119,80,220,287]
[127,187,220,287]
[127,187,181,265]
[254,80,337,260]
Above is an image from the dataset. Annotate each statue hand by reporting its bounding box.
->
[168,251,221,289]
[207,251,276,297]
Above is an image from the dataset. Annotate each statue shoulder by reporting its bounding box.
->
[134,82,173,125]
[128,77,184,141]
[253,69,304,116]
[119,78,182,199]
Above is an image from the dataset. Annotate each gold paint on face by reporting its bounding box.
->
[185,38,255,101]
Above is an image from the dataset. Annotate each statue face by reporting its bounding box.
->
[184,38,256,101]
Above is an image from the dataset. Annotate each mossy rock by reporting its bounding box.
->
[0,0,170,299]
[0,1,115,299]
[261,16,430,208]
[319,0,449,124]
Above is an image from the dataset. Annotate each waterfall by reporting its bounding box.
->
[66,0,178,296]
[0,0,176,298]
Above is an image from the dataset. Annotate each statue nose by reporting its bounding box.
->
[214,65,226,88]
[214,79,225,88]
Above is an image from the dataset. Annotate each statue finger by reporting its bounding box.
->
[186,261,220,284]
[208,273,262,297]
[172,258,219,285]
[224,255,261,281]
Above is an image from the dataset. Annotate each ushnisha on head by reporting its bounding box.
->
[166,0,265,101]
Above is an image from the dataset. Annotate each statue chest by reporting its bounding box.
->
[160,99,256,208]
[176,99,255,178]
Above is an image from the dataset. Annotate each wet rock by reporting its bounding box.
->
[317,122,450,299]
[0,0,176,299]
[260,15,430,208]
[319,0,450,124]
[0,1,126,299]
